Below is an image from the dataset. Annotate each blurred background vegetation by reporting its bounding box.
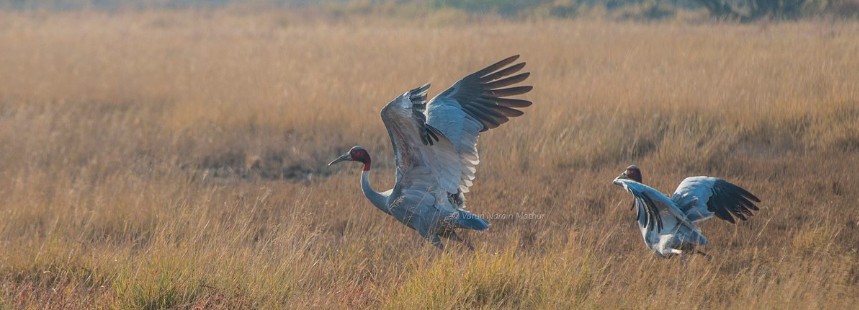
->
[1,0,858,22]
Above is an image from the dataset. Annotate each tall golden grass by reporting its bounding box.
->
[0,10,858,308]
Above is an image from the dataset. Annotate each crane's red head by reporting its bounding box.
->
[328,146,372,171]
[618,165,643,183]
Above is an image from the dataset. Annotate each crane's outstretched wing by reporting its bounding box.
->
[671,177,760,224]
[380,56,531,212]
[381,82,468,205]
[613,179,699,233]
[381,83,433,176]
[420,55,532,194]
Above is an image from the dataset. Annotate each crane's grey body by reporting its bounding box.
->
[331,56,532,249]
[614,179,707,257]
[613,168,760,258]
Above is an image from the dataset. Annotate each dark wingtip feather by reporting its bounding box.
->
[468,104,510,122]
[409,83,435,145]
[473,55,521,78]
[486,86,533,97]
[707,180,760,224]
[736,185,761,202]
[484,72,531,89]
[495,98,532,108]
[443,55,532,133]
[639,193,663,232]
[480,63,527,82]
[493,105,525,117]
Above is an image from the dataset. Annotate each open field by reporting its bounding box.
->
[1,10,858,308]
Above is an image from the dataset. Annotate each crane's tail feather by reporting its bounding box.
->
[452,210,489,231]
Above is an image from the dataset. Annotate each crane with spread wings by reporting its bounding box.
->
[613,165,761,258]
[328,56,532,249]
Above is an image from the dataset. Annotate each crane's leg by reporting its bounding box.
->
[680,253,690,267]
[430,235,445,250]
[694,249,712,261]
[442,231,475,251]
[668,249,689,266]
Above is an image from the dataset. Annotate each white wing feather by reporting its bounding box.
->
[425,98,483,193]
[614,179,699,232]
[671,176,719,222]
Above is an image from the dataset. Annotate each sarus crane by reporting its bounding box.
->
[328,55,532,249]
[612,165,761,258]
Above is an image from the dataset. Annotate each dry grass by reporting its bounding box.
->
[0,10,858,309]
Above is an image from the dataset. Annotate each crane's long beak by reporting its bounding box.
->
[613,172,628,185]
[328,153,351,166]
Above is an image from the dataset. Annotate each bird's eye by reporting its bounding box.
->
[352,150,365,159]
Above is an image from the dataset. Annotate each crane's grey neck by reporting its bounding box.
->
[361,170,390,215]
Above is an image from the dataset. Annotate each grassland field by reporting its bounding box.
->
[0,10,858,309]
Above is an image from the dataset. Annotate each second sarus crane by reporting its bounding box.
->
[328,56,532,250]
[612,165,761,258]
